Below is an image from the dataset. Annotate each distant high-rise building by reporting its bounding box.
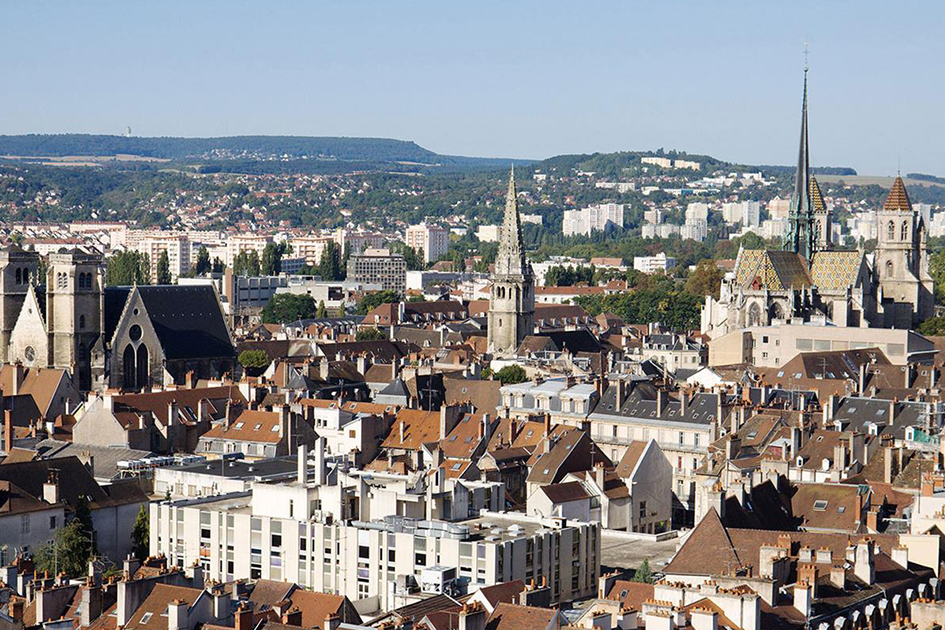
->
[563,203,624,236]
[346,249,406,294]
[406,223,449,264]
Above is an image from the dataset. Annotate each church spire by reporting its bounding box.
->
[784,65,814,259]
[495,166,529,277]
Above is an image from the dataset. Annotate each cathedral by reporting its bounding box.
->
[0,245,236,391]
[487,168,535,355]
[701,69,934,339]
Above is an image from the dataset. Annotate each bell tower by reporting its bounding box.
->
[0,246,39,363]
[487,168,535,356]
[46,249,104,390]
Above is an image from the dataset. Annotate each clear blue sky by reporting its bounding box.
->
[2,1,942,175]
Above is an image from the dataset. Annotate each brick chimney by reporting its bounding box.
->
[167,599,188,630]
[3,409,12,453]
[43,469,59,504]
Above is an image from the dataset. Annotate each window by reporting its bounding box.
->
[49,516,57,529]
[358,545,370,559]
[79,315,85,330]
[813,500,828,511]
[888,220,896,240]
[639,501,646,521]
[902,221,909,241]
[141,613,153,625]
[21,515,29,534]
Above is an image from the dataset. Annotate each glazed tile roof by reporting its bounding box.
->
[809,250,864,290]
[809,176,827,213]
[734,249,811,291]
[883,176,913,212]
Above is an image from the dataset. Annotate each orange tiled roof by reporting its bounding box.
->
[884,176,912,212]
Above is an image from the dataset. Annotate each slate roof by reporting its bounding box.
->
[592,384,721,426]
[0,455,142,510]
[133,285,234,359]
[832,396,926,440]
[443,376,501,413]
[103,287,132,343]
[33,439,154,482]
[539,481,591,503]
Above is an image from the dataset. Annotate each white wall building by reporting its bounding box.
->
[477,225,502,243]
[633,253,676,274]
[406,223,449,264]
[563,204,625,237]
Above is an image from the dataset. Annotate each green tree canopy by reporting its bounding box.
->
[105,250,150,286]
[233,250,262,277]
[919,315,945,337]
[496,365,527,385]
[317,241,343,281]
[684,259,724,300]
[631,558,655,583]
[357,290,401,314]
[545,264,594,286]
[261,293,316,324]
[261,242,286,276]
[131,504,149,562]
[356,327,387,341]
[316,300,328,318]
[238,349,272,369]
[156,250,172,284]
[194,246,211,276]
[35,519,94,578]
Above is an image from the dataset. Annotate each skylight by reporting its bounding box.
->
[813,500,828,511]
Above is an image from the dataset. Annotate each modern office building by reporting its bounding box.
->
[346,249,406,294]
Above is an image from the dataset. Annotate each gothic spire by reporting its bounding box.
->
[495,166,529,277]
[784,66,814,258]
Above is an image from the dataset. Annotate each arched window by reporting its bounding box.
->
[886,260,894,277]
[901,221,909,241]
[815,220,822,239]
[748,303,762,327]
[14,268,21,285]
[23,269,29,285]
[122,344,136,390]
[888,221,896,241]
[136,344,149,391]
[79,315,85,330]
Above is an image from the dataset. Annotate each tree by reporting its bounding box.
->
[261,293,316,324]
[238,349,271,370]
[131,504,149,562]
[357,290,401,314]
[919,315,945,337]
[261,242,285,276]
[156,250,172,284]
[545,264,594,287]
[400,245,424,271]
[211,257,225,273]
[35,519,93,578]
[356,327,387,341]
[232,250,262,277]
[317,241,342,281]
[496,365,527,385]
[631,558,654,583]
[316,300,328,318]
[194,246,211,276]
[105,250,150,286]
[684,259,723,300]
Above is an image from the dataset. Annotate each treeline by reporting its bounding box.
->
[0,134,442,162]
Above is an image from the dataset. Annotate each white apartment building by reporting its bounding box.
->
[563,204,624,237]
[721,201,760,227]
[226,235,272,268]
[760,218,789,240]
[767,196,791,220]
[685,203,709,222]
[845,211,879,242]
[930,211,945,238]
[346,249,406,294]
[680,218,707,242]
[406,223,449,264]
[127,232,192,282]
[291,235,337,266]
[595,182,636,193]
[476,225,502,243]
[643,209,664,225]
[521,214,543,225]
[150,468,599,611]
[633,253,676,274]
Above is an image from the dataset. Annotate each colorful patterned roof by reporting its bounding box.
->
[809,250,864,290]
[883,176,912,212]
[734,249,812,291]
[810,176,827,214]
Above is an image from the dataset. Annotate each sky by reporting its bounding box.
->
[2,1,943,175]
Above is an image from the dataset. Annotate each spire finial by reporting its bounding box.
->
[804,41,809,73]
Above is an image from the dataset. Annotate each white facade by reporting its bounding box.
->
[476,225,502,243]
[563,204,624,237]
[128,233,192,282]
[406,224,449,264]
[633,253,676,274]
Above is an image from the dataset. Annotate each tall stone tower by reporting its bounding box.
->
[45,250,105,390]
[810,175,832,252]
[874,177,935,328]
[487,168,535,356]
[0,246,39,363]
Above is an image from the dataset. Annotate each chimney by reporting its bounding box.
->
[12,362,25,396]
[356,353,368,375]
[615,379,625,408]
[858,362,867,395]
[185,371,195,389]
[225,400,234,429]
[829,565,847,591]
[123,554,141,578]
[213,590,229,621]
[544,412,551,437]
[282,609,302,626]
[726,435,741,460]
[9,597,24,621]
[81,583,104,627]
[314,436,326,486]
[167,400,178,427]
[197,399,211,424]
[235,604,253,630]
[458,604,486,630]
[790,426,802,458]
[690,608,718,630]
[594,462,605,489]
[325,614,341,630]
[854,539,875,585]
[3,409,12,453]
[297,444,308,485]
[890,398,898,424]
[185,562,204,589]
[793,581,812,618]
[440,406,449,440]
[891,545,909,569]
[680,390,689,416]
[43,469,60,504]
[656,389,668,416]
[167,599,188,630]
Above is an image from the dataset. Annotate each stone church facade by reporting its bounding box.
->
[1,245,236,391]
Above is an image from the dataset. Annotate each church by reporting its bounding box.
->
[487,168,536,355]
[701,69,934,340]
[0,246,236,391]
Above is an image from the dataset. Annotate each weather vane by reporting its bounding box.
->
[804,42,809,72]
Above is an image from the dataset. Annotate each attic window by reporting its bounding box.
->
[848,407,856,413]
[271,425,279,432]
[543,469,550,475]
[451,463,462,471]
[449,436,457,442]
[877,409,885,416]
[254,424,262,431]
[747,431,757,440]
[813,500,828,511]
[526,430,534,438]
[234,422,244,430]
[816,436,824,442]
[795,373,802,379]
[141,613,153,625]
[837,506,845,514]
[462,388,468,394]
[777,371,785,377]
